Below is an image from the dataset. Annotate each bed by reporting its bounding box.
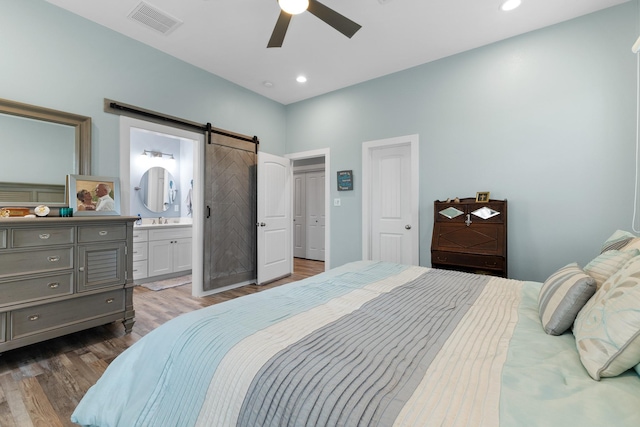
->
[71,254,640,426]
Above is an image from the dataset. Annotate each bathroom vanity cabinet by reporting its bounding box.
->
[132,222,192,281]
[0,216,136,353]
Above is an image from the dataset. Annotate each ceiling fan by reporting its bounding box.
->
[268,0,362,48]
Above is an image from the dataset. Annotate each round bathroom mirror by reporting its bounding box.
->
[138,167,177,213]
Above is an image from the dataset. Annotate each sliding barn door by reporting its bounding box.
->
[203,136,257,291]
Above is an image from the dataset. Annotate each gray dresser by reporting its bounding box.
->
[0,216,136,353]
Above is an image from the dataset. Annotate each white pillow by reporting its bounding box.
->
[574,256,640,380]
[600,230,636,253]
[584,249,639,289]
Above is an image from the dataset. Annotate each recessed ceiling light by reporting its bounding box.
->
[296,75,307,83]
[500,0,521,11]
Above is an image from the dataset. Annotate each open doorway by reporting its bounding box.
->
[286,148,331,272]
[119,116,205,296]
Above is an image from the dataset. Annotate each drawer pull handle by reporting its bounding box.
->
[28,314,40,321]
[39,233,51,239]
[99,230,108,236]
[48,282,60,289]
[78,267,85,272]
[105,298,114,304]
[48,256,60,262]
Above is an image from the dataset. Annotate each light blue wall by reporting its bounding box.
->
[0,0,287,180]
[285,2,640,281]
[3,1,639,282]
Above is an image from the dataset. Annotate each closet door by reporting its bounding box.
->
[293,173,306,258]
[306,171,325,261]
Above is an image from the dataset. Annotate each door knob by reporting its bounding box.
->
[405,225,411,230]
[260,222,266,227]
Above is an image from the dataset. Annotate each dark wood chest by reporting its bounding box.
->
[431,198,508,277]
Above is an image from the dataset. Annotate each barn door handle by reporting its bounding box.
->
[206,205,211,219]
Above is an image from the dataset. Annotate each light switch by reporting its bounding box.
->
[334,198,341,206]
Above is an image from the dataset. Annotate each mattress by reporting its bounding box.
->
[71,261,640,426]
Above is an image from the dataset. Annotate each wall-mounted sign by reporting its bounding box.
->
[337,170,353,191]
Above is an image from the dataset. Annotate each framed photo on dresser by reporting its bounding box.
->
[66,174,121,216]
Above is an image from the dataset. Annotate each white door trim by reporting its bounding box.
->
[119,116,205,297]
[362,134,419,264]
[286,148,331,271]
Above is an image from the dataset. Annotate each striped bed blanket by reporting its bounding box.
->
[72,261,640,426]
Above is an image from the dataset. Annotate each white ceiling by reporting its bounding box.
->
[46,0,628,105]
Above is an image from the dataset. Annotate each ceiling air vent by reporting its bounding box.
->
[128,1,183,35]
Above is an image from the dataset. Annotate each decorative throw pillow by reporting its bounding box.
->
[538,263,597,336]
[620,237,640,252]
[600,230,636,253]
[574,256,640,380]
[584,249,640,290]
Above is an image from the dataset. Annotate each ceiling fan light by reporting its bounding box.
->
[500,0,521,11]
[278,0,309,15]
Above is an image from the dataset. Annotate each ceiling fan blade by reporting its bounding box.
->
[307,0,361,39]
[267,10,292,48]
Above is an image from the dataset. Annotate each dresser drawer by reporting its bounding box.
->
[10,289,125,340]
[78,225,127,243]
[12,227,74,248]
[432,250,505,271]
[0,272,73,306]
[132,242,148,262]
[0,247,73,278]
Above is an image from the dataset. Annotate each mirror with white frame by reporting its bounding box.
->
[137,167,177,213]
[0,98,91,207]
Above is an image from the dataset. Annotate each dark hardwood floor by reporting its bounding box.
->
[0,258,324,427]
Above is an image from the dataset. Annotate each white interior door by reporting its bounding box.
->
[363,135,419,265]
[293,173,306,258]
[257,152,292,285]
[306,171,325,261]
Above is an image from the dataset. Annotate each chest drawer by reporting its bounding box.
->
[432,250,505,271]
[0,247,73,278]
[12,227,74,248]
[0,272,74,306]
[10,289,125,340]
[78,225,126,243]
